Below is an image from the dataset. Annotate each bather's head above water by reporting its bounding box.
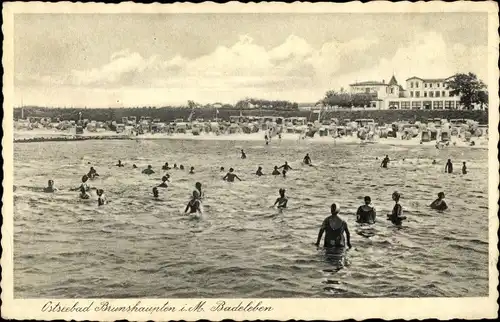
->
[330,203,340,216]
[364,196,371,205]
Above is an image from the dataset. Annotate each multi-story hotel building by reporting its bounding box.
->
[349,75,475,110]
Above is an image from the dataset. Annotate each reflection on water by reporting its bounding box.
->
[13,139,488,298]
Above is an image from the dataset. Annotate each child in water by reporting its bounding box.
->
[430,192,448,211]
[273,188,288,209]
[256,166,263,176]
[387,191,406,225]
[185,191,202,215]
[43,180,58,193]
[97,189,108,206]
[189,167,195,174]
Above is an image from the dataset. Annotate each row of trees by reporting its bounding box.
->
[319,73,488,110]
[234,98,299,110]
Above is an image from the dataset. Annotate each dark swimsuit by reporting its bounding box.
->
[188,199,200,213]
[323,218,346,248]
[356,206,376,224]
[388,203,406,225]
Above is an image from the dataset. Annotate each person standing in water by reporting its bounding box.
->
[142,165,155,175]
[356,196,377,224]
[162,162,171,170]
[152,187,160,200]
[195,182,204,199]
[223,168,242,182]
[279,161,292,171]
[387,191,406,225]
[256,166,263,176]
[116,160,124,167]
[265,134,269,145]
[185,190,202,215]
[445,159,453,173]
[282,169,287,178]
[87,167,99,179]
[241,149,247,159]
[315,203,352,249]
[173,163,178,169]
[44,180,58,193]
[158,176,169,188]
[462,162,467,174]
[71,175,91,195]
[303,153,311,165]
[272,166,281,176]
[220,166,225,172]
[189,166,195,174]
[272,188,288,209]
[97,189,108,206]
[430,192,448,210]
[381,155,390,168]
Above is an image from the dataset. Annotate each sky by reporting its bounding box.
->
[13,13,489,107]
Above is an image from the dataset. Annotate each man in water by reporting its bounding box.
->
[387,191,406,225]
[356,196,376,224]
[43,180,58,193]
[142,165,155,175]
[430,192,448,210]
[184,190,202,215]
[272,188,288,209]
[241,149,247,159]
[380,155,390,168]
[272,166,281,176]
[445,159,453,173]
[256,166,263,176]
[462,162,467,174]
[87,167,99,179]
[195,182,204,199]
[162,162,171,170]
[116,160,124,167]
[303,153,311,165]
[223,168,242,182]
[158,176,169,188]
[279,161,293,171]
[97,189,108,206]
[189,166,195,174]
[315,203,352,249]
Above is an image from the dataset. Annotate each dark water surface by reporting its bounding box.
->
[13,139,489,298]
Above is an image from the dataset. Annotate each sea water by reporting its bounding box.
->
[13,139,489,298]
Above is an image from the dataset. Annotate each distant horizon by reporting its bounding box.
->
[14,12,489,108]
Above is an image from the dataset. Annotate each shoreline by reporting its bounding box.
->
[13,130,488,149]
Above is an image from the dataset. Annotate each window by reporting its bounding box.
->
[401,101,411,109]
[412,101,422,110]
[424,83,428,88]
[429,91,434,97]
[429,83,433,88]
[410,82,414,88]
[437,83,440,88]
[433,101,443,109]
[410,91,414,97]
[445,101,453,109]
[416,82,419,88]
[416,91,420,98]
[424,92,427,97]
[442,91,446,97]
[436,91,440,97]
[390,88,394,94]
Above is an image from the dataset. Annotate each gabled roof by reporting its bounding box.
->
[388,75,398,86]
[350,81,387,86]
[406,76,451,82]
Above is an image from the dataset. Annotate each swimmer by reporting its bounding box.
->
[380,155,390,168]
[220,166,225,172]
[356,196,377,224]
[255,166,263,176]
[278,161,293,171]
[272,166,281,176]
[97,189,108,206]
[71,175,91,193]
[158,176,169,188]
[432,159,437,165]
[195,182,204,199]
[162,162,171,170]
[282,169,287,178]
[173,163,178,169]
[87,167,99,179]
[315,203,352,249]
[189,166,195,174]
[184,190,202,215]
[180,165,185,170]
[430,192,448,211]
[387,191,406,225]
[79,184,90,199]
[462,162,467,175]
[241,149,247,159]
[133,164,138,169]
[272,188,288,209]
[445,159,453,173]
[303,153,311,165]
[223,168,242,182]
[142,165,155,175]
[43,180,58,193]
[152,187,160,200]
[116,160,124,167]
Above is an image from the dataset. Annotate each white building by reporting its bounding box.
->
[349,75,405,108]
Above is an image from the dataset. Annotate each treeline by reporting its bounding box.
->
[319,90,374,107]
[14,106,488,124]
[234,99,299,110]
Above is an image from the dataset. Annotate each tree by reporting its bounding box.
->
[321,90,372,108]
[445,72,487,110]
[478,90,488,109]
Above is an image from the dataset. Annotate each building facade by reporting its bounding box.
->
[349,75,477,110]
